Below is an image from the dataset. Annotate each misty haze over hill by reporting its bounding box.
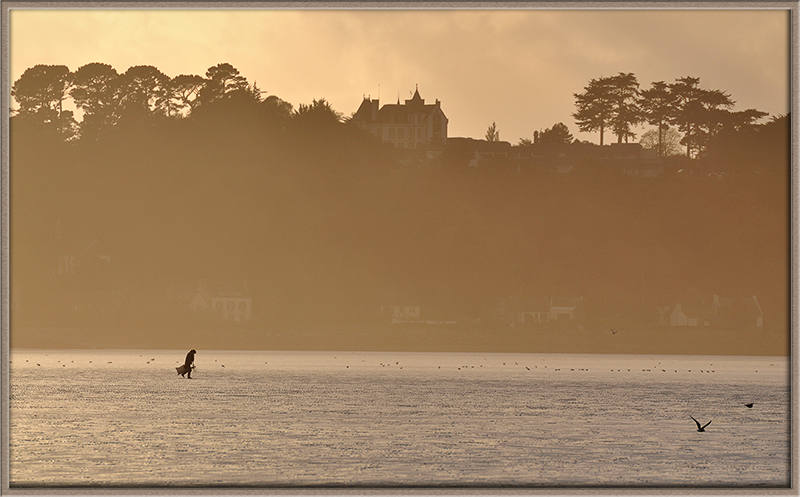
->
[8,63,790,355]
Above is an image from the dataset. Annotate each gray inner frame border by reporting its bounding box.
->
[0,1,796,495]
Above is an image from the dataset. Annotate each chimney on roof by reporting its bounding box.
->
[371,99,378,120]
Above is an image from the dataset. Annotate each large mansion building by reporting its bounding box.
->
[351,86,448,156]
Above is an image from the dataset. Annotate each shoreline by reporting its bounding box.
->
[9,324,788,357]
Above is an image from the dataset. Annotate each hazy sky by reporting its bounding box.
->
[8,6,791,143]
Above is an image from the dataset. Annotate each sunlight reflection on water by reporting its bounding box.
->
[9,350,790,487]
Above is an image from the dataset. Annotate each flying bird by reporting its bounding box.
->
[691,416,712,432]
[745,403,754,408]
[611,328,618,335]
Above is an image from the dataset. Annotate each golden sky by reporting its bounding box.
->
[8,6,791,143]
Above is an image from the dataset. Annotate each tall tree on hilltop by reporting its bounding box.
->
[608,72,642,143]
[11,64,77,139]
[167,74,206,116]
[12,64,72,117]
[192,63,262,125]
[116,65,170,123]
[574,73,643,145]
[697,88,737,147]
[702,108,771,172]
[639,81,674,157]
[196,63,249,107]
[721,108,770,132]
[668,76,734,158]
[573,77,614,146]
[70,62,121,137]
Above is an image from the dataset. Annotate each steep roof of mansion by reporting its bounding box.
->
[353,87,447,123]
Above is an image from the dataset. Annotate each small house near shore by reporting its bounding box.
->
[189,279,253,323]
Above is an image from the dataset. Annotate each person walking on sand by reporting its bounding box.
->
[176,349,196,378]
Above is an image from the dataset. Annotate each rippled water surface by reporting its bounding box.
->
[9,350,790,487]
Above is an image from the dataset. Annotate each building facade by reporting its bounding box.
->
[351,86,448,156]
[189,279,253,323]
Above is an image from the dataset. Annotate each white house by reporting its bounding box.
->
[189,279,252,323]
[666,303,703,326]
[549,296,583,321]
[388,305,421,323]
[660,294,763,328]
[381,288,422,324]
[517,296,551,324]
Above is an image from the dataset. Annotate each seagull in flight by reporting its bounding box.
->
[691,416,712,432]
[610,328,618,335]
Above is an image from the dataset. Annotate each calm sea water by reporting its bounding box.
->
[9,349,790,488]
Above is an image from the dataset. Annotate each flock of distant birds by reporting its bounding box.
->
[15,329,768,432]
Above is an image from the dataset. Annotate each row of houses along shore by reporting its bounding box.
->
[382,291,764,331]
[24,249,766,332]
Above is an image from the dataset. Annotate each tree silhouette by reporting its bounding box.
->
[574,73,643,145]
[191,63,263,125]
[167,74,206,116]
[12,64,71,117]
[573,77,614,146]
[485,121,499,141]
[196,62,249,108]
[668,76,734,158]
[640,81,675,157]
[640,126,682,156]
[70,62,120,137]
[537,122,574,144]
[116,65,170,123]
[607,73,641,143]
[702,109,771,172]
[294,98,342,128]
[11,64,77,139]
[262,94,293,120]
[721,108,770,132]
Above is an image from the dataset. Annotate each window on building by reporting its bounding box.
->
[227,301,235,310]
[398,128,404,139]
[215,301,223,311]
[239,301,247,311]
[389,129,395,138]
